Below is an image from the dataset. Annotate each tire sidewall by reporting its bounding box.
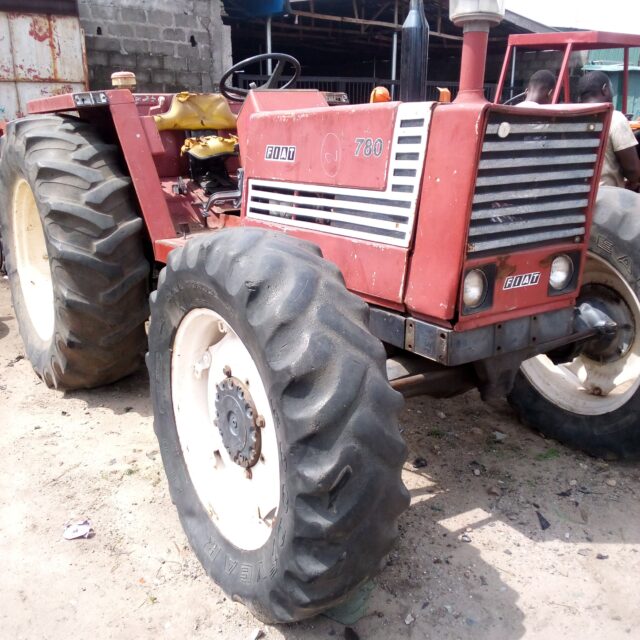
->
[150,268,290,619]
[0,132,56,373]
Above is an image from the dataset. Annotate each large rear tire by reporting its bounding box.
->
[0,115,149,389]
[147,229,409,623]
[509,186,640,459]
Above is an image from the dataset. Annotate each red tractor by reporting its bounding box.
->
[1,0,639,624]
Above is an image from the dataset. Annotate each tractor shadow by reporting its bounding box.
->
[0,316,10,340]
[63,366,153,419]
[278,389,639,639]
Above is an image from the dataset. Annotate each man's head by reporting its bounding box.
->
[525,70,556,104]
[578,71,614,103]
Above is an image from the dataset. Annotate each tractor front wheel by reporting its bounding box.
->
[509,187,640,459]
[0,115,149,389]
[147,229,409,623]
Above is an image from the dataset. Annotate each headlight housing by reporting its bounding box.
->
[463,269,488,308]
[549,254,574,291]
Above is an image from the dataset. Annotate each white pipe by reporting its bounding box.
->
[391,0,398,99]
[266,17,273,75]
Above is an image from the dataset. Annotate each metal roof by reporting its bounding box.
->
[222,1,557,43]
[583,64,640,72]
[507,30,640,50]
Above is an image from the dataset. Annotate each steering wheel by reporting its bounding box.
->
[219,53,301,102]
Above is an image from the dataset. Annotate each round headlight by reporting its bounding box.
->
[549,254,574,291]
[463,269,488,308]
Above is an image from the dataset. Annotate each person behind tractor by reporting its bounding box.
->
[517,69,556,107]
[578,71,640,192]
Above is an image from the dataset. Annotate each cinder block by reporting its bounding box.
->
[201,73,214,92]
[78,1,92,19]
[80,19,103,35]
[120,7,147,23]
[85,35,121,53]
[163,56,189,72]
[153,69,176,84]
[136,25,161,41]
[179,72,202,89]
[108,52,136,69]
[86,50,109,67]
[187,56,211,73]
[108,23,135,38]
[90,6,118,21]
[175,12,196,28]
[151,10,175,27]
[121,38,150,55]
[134,69,151,84]
[163,27,186,42]
[149,41,176,57]
[144,83,166,93]
[176,43,199,59]
[186,30,209,46]
[137,54,164,70]
[88,68,112,91]
[195,0,212,18]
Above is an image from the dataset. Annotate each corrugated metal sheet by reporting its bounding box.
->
[587,47,640,66]
[0,11,86,121]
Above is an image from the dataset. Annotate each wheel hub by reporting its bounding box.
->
[214,375,261,468]
[579,283,636,363]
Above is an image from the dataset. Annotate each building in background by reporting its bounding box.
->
[584,47,640,117]
[221,0,556,103]
[78,0,232,93]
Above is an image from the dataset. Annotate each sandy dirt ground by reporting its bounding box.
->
[1,277,639,640]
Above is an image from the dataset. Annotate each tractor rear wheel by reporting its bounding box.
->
[147,229,409,623]
[509,187,640,459]
[0,115,149,389]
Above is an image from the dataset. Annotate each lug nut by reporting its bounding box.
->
[223,365,232,377]
[256,415,266,428]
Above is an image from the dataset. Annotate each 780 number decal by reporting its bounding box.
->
[355,137,384,157]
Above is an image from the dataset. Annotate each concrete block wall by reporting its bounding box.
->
[78,0,232,93]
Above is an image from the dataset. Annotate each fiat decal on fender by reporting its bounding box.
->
[265,145,296,162]
[503,272,541,290]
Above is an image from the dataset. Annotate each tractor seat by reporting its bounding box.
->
[154,91,237,131]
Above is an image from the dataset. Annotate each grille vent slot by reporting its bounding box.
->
[247,103,432,247]
[468,114,603,255]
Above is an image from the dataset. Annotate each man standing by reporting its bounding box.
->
[578,71,640,191]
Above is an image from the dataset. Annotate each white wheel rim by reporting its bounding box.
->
[521,253,640,415]
[171,308,280,550]
[11,178,54,341]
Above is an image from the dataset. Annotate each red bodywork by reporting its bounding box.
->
[26,74,611,333]
[495,31,640,111]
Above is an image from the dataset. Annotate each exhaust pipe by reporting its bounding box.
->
[400,0,429,102]
[450,0,505,103]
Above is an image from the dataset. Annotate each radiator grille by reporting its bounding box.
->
[467,114,604,256]
[246,103,432,247]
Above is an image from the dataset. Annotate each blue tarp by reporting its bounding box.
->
[237,0,287,17]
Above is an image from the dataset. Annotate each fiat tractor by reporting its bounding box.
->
[1,0,639,624]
